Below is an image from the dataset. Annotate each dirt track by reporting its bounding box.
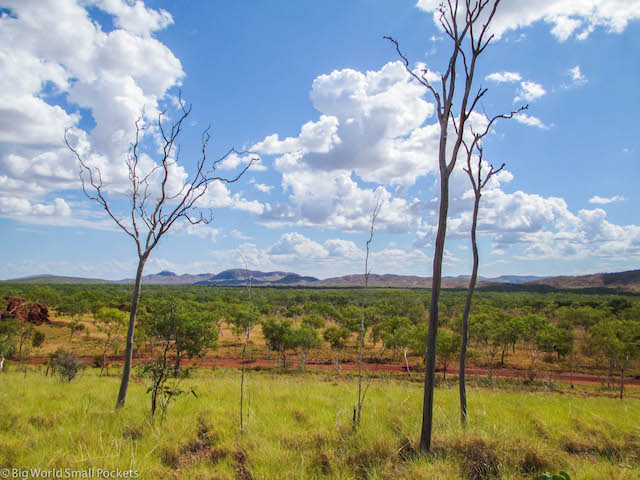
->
[24,355,640,386]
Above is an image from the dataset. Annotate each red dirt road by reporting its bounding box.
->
[24,355,640,386]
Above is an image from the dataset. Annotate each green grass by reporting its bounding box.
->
[0,367,639,479]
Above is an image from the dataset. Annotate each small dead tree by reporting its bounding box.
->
[354,194,383,428]
[386,0,504,452]
[458,105,525,425]
[65,97,254,409]
[238,252,256,433]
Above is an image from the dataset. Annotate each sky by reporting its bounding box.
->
[1,0,640,281]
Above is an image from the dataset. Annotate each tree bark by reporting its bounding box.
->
[459,194,480,425]
[174,351,181,377]
[116,255,146,409]
[420,167,449,452]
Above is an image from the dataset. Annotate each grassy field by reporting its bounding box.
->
[1,367,639,479]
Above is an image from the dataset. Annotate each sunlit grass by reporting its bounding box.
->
[0,367,639,479]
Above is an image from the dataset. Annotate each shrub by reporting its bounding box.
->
[51,349,85,382]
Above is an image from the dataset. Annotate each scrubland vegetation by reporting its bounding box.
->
[1,283,639,478]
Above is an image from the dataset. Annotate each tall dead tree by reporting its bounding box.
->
[386,0,503,451]
[65,98,254,408]
[355,194,383,428]
[457,106,525,425]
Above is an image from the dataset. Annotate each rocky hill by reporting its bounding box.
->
[526,269,640,292]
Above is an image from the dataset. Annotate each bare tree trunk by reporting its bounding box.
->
[620,365,625,400]
[100,349,107,377]
[0,355,4,373]
[116,255,146,409]
[174,351,181,377]
[404,348,411,374]
[421,167,449,452]
[460,194,480,425]
[529,352,537,382]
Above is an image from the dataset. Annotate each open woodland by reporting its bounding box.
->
[1,283,639,479]
[3,0,640,479]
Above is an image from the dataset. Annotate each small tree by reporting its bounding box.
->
[142,303,198,422]
[470,313,501,381]
[355,195,382,426]
[520,314,551,381]
[67,320,85,341]
[262,317,296,368]
[437,330,460,381]
[95,307,127,376]
[323,326,350,368]
[66,97,254,409]
[589,318,639,399]
[290,324,321,370]
[172,303,218,376]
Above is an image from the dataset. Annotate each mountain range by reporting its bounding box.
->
[4,268,640,292]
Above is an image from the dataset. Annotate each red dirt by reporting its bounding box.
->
[22,354,640,386]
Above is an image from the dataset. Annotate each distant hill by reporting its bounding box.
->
[526,269,640,292]
[5,268,639,292]
[444,274,547,285]
[2,274,109,284]
[195,269,319,286]
[318,274,476,288]
[115,271,214,285]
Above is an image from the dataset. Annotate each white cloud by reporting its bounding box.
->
[589,195,624,205]
[486,72,522,83]
[253,63,494,233]
[514,81,546,103]
[0,197,71,218]
[513,113,550,129]
[253,183,272,193]
[181,223,219,242]
[567,65,587,87]
[254,62,437,187]
[0,0,188,224]
[90,0,174,36]
[217,152,267,172]
[416,0,640,42]
[269,232,329,259]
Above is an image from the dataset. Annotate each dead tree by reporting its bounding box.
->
[237,251,256,432]
[354,193,383,428]
[386,0,503,452]
[457,106,525,425]
[65,97,254,409]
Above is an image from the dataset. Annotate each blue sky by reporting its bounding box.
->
[1,0,639,280]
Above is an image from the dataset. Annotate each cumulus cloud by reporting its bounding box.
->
[253,62,437,188]
[485,72,522,83]
[589,195,624,205]
[253,183,272,194]
[0,0,186,224]
[253,63,494,233]
[416,0,640,42]
[514,81,546,103]
[217,152,267,172]
[513,113,550,129]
